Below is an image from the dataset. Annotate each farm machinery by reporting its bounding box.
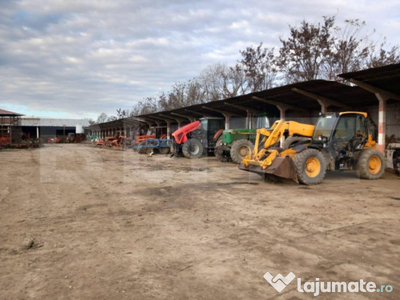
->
[215,115,272,163]
[96,135,127,148]
[132,125,173,154]
[171,117,224,158]
[239,112,386,184]
[386,142,400,175]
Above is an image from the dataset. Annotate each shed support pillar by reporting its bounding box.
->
[166,121,172,139]
[376,93,387,153]
[223,114,231,130]
[279,108,287,147]
[320,103,327,114]
[36,126,40,138]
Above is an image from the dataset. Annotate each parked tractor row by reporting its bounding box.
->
[127,111,399,185]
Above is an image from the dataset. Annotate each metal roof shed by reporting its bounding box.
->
[339,63,400,152]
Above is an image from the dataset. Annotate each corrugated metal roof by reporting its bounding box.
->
[87,79,380,130]
[21,118,90,127]
[339,63,400,98]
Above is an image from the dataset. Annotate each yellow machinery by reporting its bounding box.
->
[239,112,385,185]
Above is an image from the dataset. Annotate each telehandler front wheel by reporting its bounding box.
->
[293,148,326,185]
[356,149,385,179]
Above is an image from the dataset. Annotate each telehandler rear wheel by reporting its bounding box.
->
[230,139,254,164]
[356,149,385,179]
[293,148,326,185]
[182,138,204,158]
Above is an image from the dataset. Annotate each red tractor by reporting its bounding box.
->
[172,117,224,158]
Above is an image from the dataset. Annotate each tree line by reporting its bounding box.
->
[96,16,400,123]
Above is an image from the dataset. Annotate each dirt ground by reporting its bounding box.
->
[0,144,399,300]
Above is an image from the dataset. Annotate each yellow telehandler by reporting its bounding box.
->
[239,112,385,185]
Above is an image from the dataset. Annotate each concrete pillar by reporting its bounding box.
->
[166,121,171,139]
[376,95,387,153]
[224,115,230,130]
[247,111,252,129]
[320,103,327,114]
[279,108,286,121]
[36,126,40,138]
[279,108,287,147]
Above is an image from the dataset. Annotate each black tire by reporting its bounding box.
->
[356,149,385,179]
[159,147,170,154]
[138,141,149,154]
[394,150,400,175]
[214,136,231,162]
[158,137,170,154]
[182,139,204,159]
[230,139,254,164]
[293,148,326,185]
[214,136,223,154]
[282,136,310,150]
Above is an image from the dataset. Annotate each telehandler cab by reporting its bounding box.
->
[239,112,385,185]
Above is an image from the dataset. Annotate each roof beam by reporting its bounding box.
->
[159,114,186,125]
[131,117,150,124]
[201,106,240,117]
[135,117,158,127]
[171,112,196,122]
[223,102,261,113]
[184,109,213,118]
[142,115,169,122]
[122,118,142,126]
[251,96,308,113]
[349,79,400,101]
[291,87,351,112]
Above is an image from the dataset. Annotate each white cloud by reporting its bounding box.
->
[0,0,399,118]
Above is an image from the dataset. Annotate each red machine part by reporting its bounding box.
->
[171,121,201,145]
[213,129,224,140]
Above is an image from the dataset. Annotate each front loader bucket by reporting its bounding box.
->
[239,156,298,182]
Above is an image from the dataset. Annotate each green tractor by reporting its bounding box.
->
[215,115,272,163]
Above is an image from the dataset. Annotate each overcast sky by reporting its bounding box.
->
[1,0,399,120]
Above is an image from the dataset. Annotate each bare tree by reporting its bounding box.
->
[125,16,399,117]
[116,108,131,119]
[237,43,277,92]
[278,16,335,83]
[324,19,369,80]
[197,63,249,101]
[96,113,108,124]
[278,16,399,83]
[366,38,400,68]
[198,63,228,101]
[131,97,159,115]
[86,118,96,125]
[107,116,117,122]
